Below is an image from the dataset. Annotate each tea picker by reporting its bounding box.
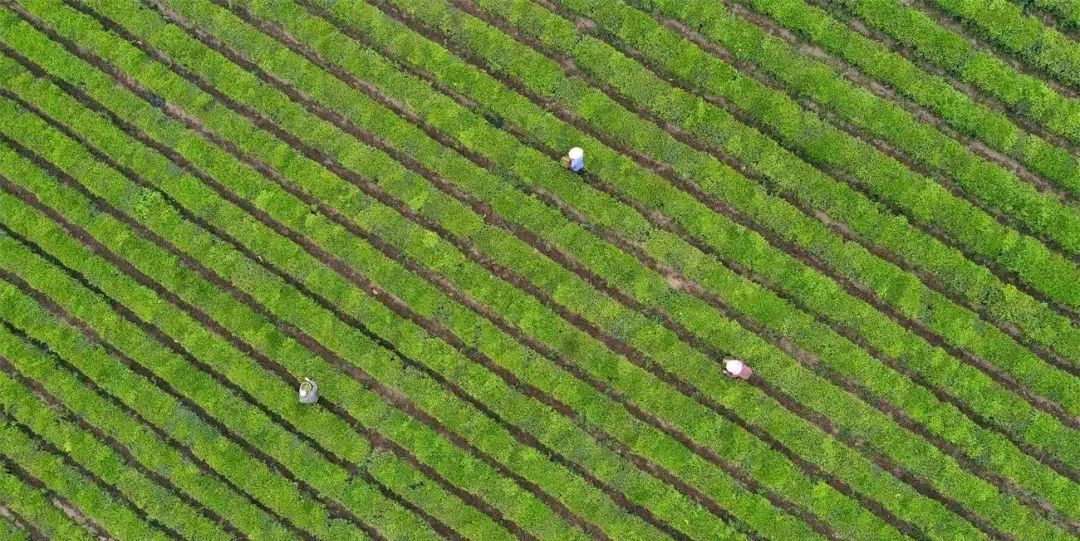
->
[561,147,585,173]
[724,359,752,380]
[298,378,319,404]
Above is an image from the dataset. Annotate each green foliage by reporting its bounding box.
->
[0,409,171,541]
[832,0,1080,144]
[636,0,1080,229]
[1018,0,1080,31]
[931,0,1080,88]
[0,365,235,541]
[0,314,300,541]
[0,466,97,541]
[0,0,1075,539]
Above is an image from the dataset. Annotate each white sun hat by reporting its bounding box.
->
[724,359,745,376]
[567,147,585,172]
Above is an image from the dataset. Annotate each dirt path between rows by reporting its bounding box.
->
[720,0,1077,204]
[808,0,1080,153]
[0,452,112,541]
[0,317,319,541]
[0,181,389,541]
[0,354,245,540]
[907,0,1080,99]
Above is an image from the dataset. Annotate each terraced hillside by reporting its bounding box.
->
[0,0,1077,539]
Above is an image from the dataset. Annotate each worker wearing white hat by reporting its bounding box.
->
[566,147,585,172]
[724,359,752,380]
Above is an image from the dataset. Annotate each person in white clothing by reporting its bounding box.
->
[562,147,585,172]
[724,359,752,380]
